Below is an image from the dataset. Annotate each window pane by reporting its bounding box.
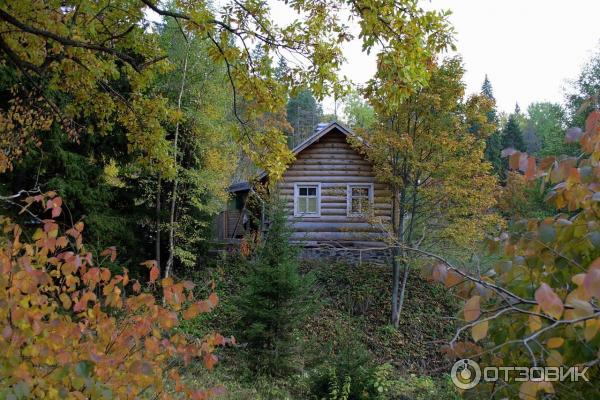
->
[307,187,317,196]
[298,197,306,212]
[359,198,369,212]
[352,187,368,197]
[307,197,317,213]
[351,198,360,213]
[299,187,307,196]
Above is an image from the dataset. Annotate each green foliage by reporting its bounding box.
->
[526,102,578,157]
[310,330,390,400]
[479,75,505,176]
[501,113,525,152]
[286,89,323,146]
[236,199,316,375]
[156,17,238,269]
[388,375,460,400]
[565,45,600,127]
[343,90,375,131]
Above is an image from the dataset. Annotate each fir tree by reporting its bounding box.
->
[480,75,504,176]
[502,113,525,151]
[236,199,315,375]
[482,74,495,100]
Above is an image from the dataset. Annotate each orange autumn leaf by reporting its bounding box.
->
[535,283,563,319]
[464,295,481,322]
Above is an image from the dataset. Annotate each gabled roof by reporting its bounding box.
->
[290,121,354,157]
[229,121,356,192]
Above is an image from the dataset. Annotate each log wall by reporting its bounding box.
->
[278,130,392,246]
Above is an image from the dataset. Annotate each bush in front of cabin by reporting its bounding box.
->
[235,198,316,376]
[309,325,392,400]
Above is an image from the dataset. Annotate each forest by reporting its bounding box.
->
[1,1,600,399]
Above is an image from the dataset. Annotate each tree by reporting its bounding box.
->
[527,102,577,157]
[358,57,501,328]
[0,193,229,399]
[480,75,504,176]
[481,74,494,101]
[565,44,600,128]
[502,113,525,152]
[522,120,541,155]
[286,89,323,146]
[423,110,600,399]
[343,90,375,130]
[155,18,237,276]
[236,199,315,375]
[0,0,349,178]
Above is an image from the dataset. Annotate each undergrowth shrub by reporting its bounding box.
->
[310,326,391,400]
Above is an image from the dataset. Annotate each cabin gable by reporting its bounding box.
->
[277,128,392,246]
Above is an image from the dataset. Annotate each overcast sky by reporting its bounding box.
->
[320,0,600,115]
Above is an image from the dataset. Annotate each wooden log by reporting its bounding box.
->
[291,232,385,241]
[290,221,383,232]
[286,164,373,172]
[281,176,377,183]
[287,215,391,223]
[284,170,376,177]
[293,159,372,166]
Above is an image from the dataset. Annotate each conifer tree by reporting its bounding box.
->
[236,199,315,375]
[480,75,504,176]
[502,113,525,151]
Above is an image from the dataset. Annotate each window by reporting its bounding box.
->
[347,184,373,216]
[294,183,321,217]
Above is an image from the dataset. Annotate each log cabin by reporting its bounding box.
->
[215,122,392,263]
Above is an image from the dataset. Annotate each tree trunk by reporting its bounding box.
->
[155,175,161,267]
[165,42,190,279]
[391,187,405,328]
[395,178,419,323]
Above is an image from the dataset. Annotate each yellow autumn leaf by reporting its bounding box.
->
[584,319,599,342]
[472,320,488,342]
[546,337,564,349]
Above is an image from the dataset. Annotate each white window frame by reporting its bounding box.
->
[347,183,374,216]
[294,183,321,217]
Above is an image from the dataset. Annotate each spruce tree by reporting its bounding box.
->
[236,199,315,375]
[480,75,504,176]
[502,113,525,151]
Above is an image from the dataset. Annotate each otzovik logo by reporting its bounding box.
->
[450,359,590,390]
[451,359,481,389]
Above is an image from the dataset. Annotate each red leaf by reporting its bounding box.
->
[525,157,536,180]
[203,353,218,370]
[535,283,564,319]
[585,109,600,134]
[51,206,62,218]
[149,265,159,282]
[100,246,117,262]
[208,292,219,307]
